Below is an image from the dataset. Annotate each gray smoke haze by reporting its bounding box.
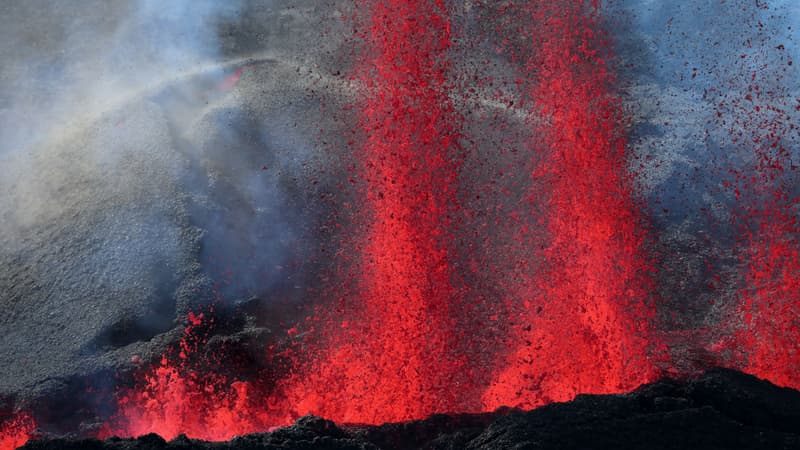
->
[0,0,339,398]
[0,0,244,155]
[0,0,246,249]
[607,0,799,359]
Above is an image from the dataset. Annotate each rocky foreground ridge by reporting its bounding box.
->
[19,369,800,450]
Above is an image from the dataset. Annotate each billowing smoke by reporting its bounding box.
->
[0,0,329,402]
[0,0,243,156]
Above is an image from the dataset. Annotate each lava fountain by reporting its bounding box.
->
[100,312,283,441]
[280,0,473,423]
[722,8,800,389]
[482,1,661,409]
[98,0,800,442]
[103,0,666,439]
[0,413,35,450]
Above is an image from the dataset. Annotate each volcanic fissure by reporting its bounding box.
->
[2,0,799,448]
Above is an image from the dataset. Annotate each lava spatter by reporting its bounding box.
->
[101,312,285,441]
[280,0,472,423]
[482,1,661,410]
[738,202,800,389]
[0,412,35,450]
[691,0,800,390]
[726,51,800,390]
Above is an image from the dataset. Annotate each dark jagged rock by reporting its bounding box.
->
[463,369,800,450]
[21,417,377,450]
[20,369,800,450]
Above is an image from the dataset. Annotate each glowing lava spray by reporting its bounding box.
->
[282,0,470,423]
[483,1,661,409]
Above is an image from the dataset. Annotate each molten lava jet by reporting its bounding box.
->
[280,0,472,423]
[101,312,279,441]
[686,1,800,390]
[482,1,661,409]
[739,201,800,390]
[102,0,470,438]
[96,0,800,444]
[0,413,34,450]
[726,58,800,390]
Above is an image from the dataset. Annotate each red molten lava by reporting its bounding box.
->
[280,0,473,423]
[106,0,666,440]
[707,4,800,390]
[0,413,35,450]
[482,1,660,409]
[217,67,245,91]
[103,0,470,437]
[728,87,800,390]
[739,202,800,389]
[101,313,282,441]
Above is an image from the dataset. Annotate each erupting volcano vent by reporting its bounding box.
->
[279,0,471,423]
[101,1,667,438]
[100,0,672,437]
[101,312,278,441]
[481,1,660,410]
[2,0,800,447]
[0,413,34,450]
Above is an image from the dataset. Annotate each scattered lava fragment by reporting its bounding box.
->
[482,1,660,409]
[738,202,800,389]
[0,413,35,450]
[280,0,472,423]
[101,313,282,441]
[719,4,800,389]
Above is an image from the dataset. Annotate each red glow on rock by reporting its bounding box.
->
[738,206,800,389]
[279,0,473,423]
[217,67,244,91]
[482,2,660,409]
[101,315,285,441]
[0,413,35,450]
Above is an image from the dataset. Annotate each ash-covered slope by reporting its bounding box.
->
[0,0,348,401]
[20,369,800,450]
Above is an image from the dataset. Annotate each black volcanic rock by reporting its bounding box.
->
[463,369,800,450]
[19,369,800,450]
[21,417,378,450]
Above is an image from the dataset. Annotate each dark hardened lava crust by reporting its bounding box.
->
[19,369,800,450]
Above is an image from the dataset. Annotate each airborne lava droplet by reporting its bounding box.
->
[217,67,245,91]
